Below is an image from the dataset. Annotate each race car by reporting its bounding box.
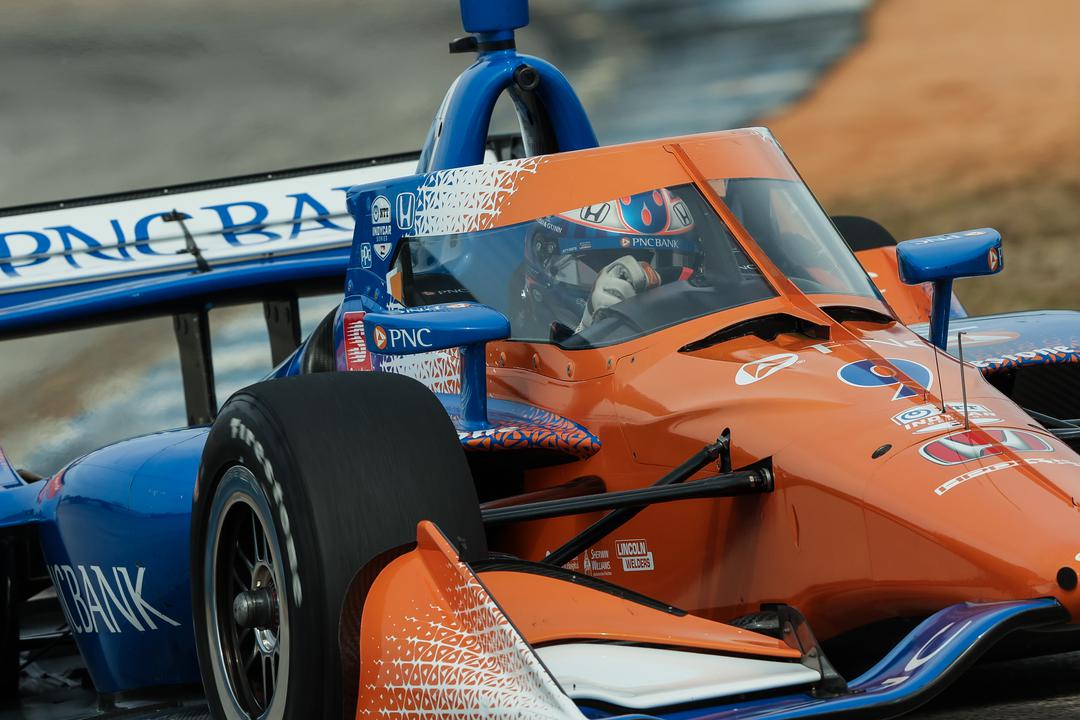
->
[2,1,1080,719]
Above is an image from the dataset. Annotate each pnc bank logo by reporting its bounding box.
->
[373,326,388,350]
[735,353,800,386]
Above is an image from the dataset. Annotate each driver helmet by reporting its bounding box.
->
[523,188,700,330]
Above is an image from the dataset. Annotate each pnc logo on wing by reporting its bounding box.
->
[735,353,800,386]
[919,428,1053,466]
[837,358,933,400]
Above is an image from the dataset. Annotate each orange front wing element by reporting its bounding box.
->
[355,521,586,720]
[355,521,799,720]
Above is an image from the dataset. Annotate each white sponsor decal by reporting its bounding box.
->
[359,242,373,269]
[582,548,612,577]
[48,564,181,634]
[0,161,415,294]
[615,538,654,572]
[371,195,392,225]
[395,192,416,230]
[458,426,520,440]
[890,402,1002,435]
[229,418,302,605]
[972,345,1073,369]
[735,353,800,386]
[385,327,433,350]
[935,457,1080,496]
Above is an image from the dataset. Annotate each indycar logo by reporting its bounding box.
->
[891,402,1003,434]
[837,358,933,400]
[373,242,392,261]
[919,428,1053,466]
[735,353,800,386]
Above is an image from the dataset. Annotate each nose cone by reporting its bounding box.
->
[865,427,1080,619]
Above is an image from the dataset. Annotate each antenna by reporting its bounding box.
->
[930,340,945,411]
[956,331,970,430]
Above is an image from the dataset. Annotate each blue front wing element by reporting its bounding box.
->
[591,598,1066,720]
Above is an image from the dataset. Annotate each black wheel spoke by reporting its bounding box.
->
[210,481,286,719]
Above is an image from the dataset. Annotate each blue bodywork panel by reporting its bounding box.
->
[910,309,1080,374]
[591,598,1065,720]
[4,428,206,692]
[0,249,348,337]
[363,302,511,356]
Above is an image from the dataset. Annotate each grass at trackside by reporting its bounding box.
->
[826,174,1079,315]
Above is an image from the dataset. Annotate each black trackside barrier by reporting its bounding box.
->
[481,470,770,526]
[542,433,756,567]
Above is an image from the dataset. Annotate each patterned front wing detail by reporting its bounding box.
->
[446,399,602,459]
[357,524,584,720]
[375,348,462,394]
[972,343,1080,374]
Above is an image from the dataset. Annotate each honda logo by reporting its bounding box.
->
[919,428,1053,466]
[579,203,610,225]
[735,353,800,386]
[396,192,415,230]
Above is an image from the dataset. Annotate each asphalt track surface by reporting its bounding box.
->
[3,1,1080,718]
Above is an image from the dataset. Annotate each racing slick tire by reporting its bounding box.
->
[191,372,485,720]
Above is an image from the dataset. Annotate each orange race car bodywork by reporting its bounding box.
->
[340,129,1080,650]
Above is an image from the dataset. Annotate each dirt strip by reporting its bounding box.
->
[762,0,1080,314]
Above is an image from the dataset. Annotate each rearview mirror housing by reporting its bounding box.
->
[896,229,1003,349]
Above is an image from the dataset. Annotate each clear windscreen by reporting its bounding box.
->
[710,178,879,299]
[395,176,877,348]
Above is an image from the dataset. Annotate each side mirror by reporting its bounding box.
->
[363,302,511,429]
[896,229,1003,349]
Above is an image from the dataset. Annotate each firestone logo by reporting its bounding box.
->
[735,353,800,386]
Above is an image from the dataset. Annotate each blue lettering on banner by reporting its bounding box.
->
[0,231,50,278]
[46,224,133,267]
[201,201,281,246]
[837,357,934,400]
[286,193,347,238]
[0,166,407,287]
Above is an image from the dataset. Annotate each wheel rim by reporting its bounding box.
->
[207,466,290,720]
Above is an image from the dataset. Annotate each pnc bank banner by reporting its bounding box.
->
[0,160,415,294]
